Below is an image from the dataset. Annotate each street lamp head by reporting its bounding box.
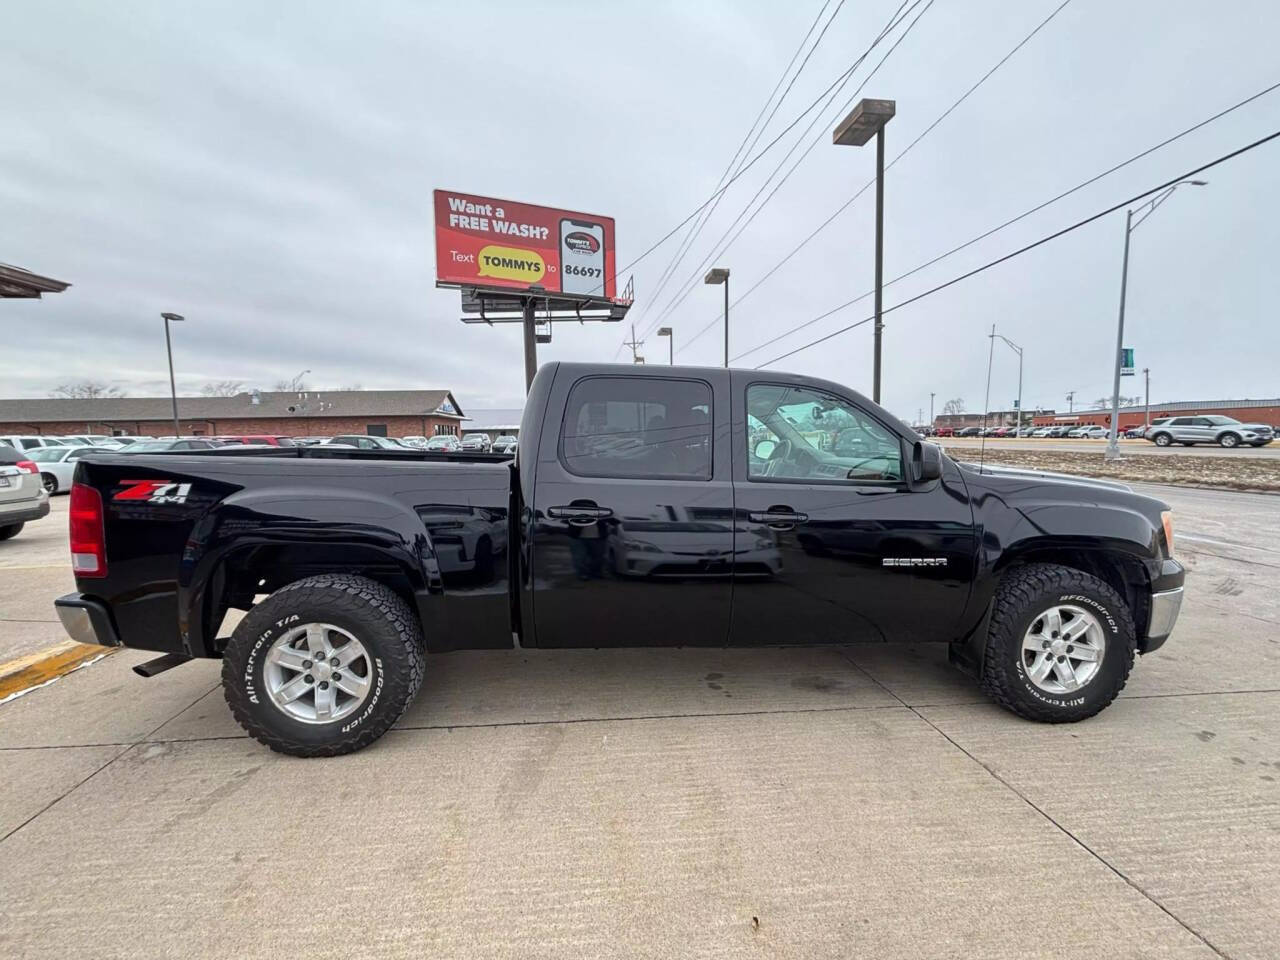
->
[704,268,729,285]
[832,98,895,147]
[1187,180,1208,186]
[657,327,672,337]
[160,312,185,322]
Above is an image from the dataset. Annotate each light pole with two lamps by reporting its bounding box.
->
[1105,180,1207,460]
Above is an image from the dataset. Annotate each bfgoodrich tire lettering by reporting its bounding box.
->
[222,574,425,757]
[980,563,1135,723]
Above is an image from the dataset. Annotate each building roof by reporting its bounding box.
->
[1069,397,1280,415]
[0,263,71,299]
[0,389,464,425]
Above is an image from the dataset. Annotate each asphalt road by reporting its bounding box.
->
[943,436,1280,458]
[1,485,1277,958]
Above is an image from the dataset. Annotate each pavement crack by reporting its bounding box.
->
[0,683,219,846]
[836,650,1235,960]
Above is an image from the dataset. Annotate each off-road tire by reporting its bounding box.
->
[1152,433,1172,447]
[980,563,1135,723]
[0,523,24,541]
[222,574,425,757]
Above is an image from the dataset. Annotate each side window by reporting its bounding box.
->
[559,377,712,480]
[746,383,902,484]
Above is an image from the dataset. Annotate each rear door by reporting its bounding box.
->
[729,374,976,646]
[529,369,734,647]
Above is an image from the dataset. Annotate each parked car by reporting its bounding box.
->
[1030,427,1052,437]
[491,435,519,454]
[0,444,50,540]
[399,436,429,448]
[933,426,954,437]
[460,433,492,452]
[1123,426,1147,439]
[424,435,462,452]
[215,435,296,446]
[292,437,330,446]
[1145,415,1274,448]
[56,361,1185,757]
[0,435,63,454]
[1077,426,1109,439]
[325,435,411,451]
[117,439,220,453]
[24,445,100,494]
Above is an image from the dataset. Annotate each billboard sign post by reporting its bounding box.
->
[1120,347,1135,377]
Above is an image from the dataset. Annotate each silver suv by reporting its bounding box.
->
[1145,415,1274,449]
[0,444,51,540]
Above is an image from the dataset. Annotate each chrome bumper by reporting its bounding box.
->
[1147,587,1184,643]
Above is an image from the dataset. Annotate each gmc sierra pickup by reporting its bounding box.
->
[55,363,1184,756]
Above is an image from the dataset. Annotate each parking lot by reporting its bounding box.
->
[0,481,1275,958]
[943,435,1280,459]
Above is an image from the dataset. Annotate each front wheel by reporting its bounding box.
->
[222,574,425,757]
[980,564,1134,723]
[1218,433,1240,448]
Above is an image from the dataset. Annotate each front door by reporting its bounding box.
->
[729,375,976,646]
[530,369,734,648]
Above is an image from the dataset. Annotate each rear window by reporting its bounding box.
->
[559,376,712,480]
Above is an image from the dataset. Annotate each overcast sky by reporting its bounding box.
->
[4,0,1278,419]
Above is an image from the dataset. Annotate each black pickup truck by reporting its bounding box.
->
[56,363,1184,756]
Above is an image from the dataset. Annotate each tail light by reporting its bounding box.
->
[16,460,37,474]
[69,482,108,577]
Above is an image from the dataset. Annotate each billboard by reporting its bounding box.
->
[1121,347,1135,376]
[434,189,617,300]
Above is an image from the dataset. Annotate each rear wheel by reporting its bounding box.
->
[980,563,1134,723]
[1152,433,1172,447]
[41,473,58,494]
[222,574,425,757]
[0,523,24,541]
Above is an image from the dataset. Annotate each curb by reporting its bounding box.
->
[0,640,118,704]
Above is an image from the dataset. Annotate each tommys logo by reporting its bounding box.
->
[564,231,600,254]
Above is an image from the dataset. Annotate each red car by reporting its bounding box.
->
[934,426,954,437]
[214,435,296,447]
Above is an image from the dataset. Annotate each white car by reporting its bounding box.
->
[425,435,461,452]
[400,436,429,448]
[0,444,50,538]
[1077,426,1109,439]
[0,435,67,453]
[25,445,100,494]
[1030,427,1052,437]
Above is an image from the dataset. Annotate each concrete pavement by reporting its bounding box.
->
[1,486,1276,958]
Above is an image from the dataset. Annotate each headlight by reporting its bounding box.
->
[623,539,662,553]
[1160,510,1174,557]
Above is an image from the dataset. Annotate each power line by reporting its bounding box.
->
[753,128,1280,369]
[638,0,844,321]
[640,0,930,343]
[678,0,1075,356]
[730,78,1280,363]
[610,0,921,285]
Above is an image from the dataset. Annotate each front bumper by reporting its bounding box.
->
[54,594,122,649]
[1142,558,1185,653]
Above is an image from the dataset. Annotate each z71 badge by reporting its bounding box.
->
[115,480,193,505]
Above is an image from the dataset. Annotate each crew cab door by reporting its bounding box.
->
[729,374,976,645]
[529,369,734,647]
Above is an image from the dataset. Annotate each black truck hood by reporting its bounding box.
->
[957,460,1134,494]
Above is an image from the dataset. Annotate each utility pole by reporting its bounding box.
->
[623,324,644,364]
[1143,367,1151,428]
[929,392,935,428]
[1066,391,1075,413]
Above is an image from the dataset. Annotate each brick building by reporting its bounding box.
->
[0,389,467,439]
[1030,398,1280,431]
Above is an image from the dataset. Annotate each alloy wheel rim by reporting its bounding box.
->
[263,622,372,724]
[1021,604,1106,694]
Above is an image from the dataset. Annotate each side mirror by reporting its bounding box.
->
[912,440,943,483]
[754,439,776,460]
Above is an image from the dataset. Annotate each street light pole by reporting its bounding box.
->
[1143,367,1151,428]
[161,312,185,436]
[657,327,673,365]
[929,391,935,428]
[1105,179,1206,460]
[832,98,895,403]
[989,328,1025,437]
[703,268,730,367]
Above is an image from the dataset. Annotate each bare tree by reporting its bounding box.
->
[1094,396,1142,409]
[200,380,245,397]
[273,374,310,392]
[941,397,965,416]
[50,380,126,399]
[333,383,363,392]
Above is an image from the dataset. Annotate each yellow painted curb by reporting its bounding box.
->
[0,640,118,702]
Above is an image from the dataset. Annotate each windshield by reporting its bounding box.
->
[124,441,174,452]
[28,447,68,462]
[426,437,455,448]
